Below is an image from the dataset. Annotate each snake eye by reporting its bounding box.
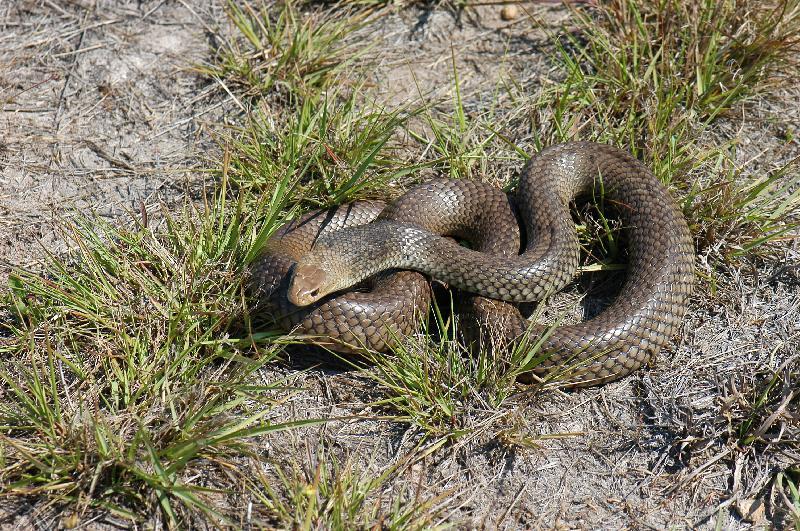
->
[309,288,319,297]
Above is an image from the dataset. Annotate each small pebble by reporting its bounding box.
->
[501,5,519,21]
[734,498,766,523]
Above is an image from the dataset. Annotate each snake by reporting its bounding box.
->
[250,142,694,386]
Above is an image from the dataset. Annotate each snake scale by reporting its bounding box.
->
[250,142,694,386]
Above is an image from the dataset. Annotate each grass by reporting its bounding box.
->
[534,0,800,160]
[200,0,376,99]
[531,0,800,262]
[404,49,519,182]
[695,353,800,526]
[357,300,525,437]
[357,295,596,439]
[777,468,800,529]
[223,86,420,208]
[245,441,455,529]
[0,180,327,526]
[722,353,799,521]
[2,0,800,527]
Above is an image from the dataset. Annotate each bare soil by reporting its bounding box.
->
[0,0,225,273]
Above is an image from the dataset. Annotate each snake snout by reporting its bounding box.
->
[288,263,329,306]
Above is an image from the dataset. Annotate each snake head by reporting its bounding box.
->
[287,222,409,306]
[288,263,333,306]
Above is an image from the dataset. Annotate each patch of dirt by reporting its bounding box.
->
[365,5,569,109]
[0,0,225,275]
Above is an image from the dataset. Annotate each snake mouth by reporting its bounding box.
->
[288,264,329,306]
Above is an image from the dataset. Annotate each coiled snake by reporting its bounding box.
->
[250,142,694,386]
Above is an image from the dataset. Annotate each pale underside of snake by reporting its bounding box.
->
[249,142,694,387]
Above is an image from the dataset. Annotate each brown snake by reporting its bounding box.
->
[250,142,694,386]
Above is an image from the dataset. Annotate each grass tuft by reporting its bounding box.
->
[535,0,800,160]
[719,354,799,450]
[225,86,420,209]
[686,151,800,260]
[201,0,375,99]
[531,0,800,262]
[245,441,454,529]
[358,298,562,438]
[0,180,309,526]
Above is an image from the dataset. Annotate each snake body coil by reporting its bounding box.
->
[251,142,694,386]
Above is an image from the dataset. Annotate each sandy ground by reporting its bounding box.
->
[1,1,799,529]
[0,0,225,273]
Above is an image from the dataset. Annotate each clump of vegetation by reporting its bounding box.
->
[532,0,800,261]
[0,183,313,526]
[200,0,374,98]
[224,87,418,208]
[246,442,454,528]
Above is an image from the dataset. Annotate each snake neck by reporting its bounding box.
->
[295,217,578,304]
